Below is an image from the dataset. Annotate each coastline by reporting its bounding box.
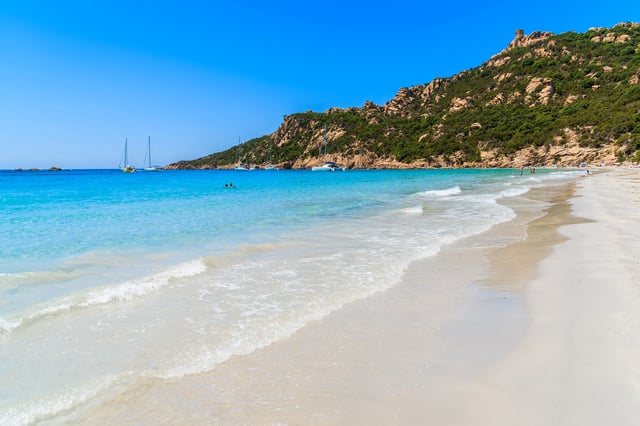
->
[68,169,640,425]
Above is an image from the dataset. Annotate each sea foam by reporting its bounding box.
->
[401,205,424,214]
[0,375,118,426]
[0,259,207,335]
[417,186,462,197]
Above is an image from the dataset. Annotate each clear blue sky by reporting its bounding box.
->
[1,1,638,169]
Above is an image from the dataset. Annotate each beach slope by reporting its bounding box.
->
[75,170,640,425]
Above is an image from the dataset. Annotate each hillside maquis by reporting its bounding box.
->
[168,22,640,170]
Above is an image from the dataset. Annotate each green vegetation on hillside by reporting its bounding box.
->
[171,23,640,168]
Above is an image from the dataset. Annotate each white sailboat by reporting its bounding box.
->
[121,138,136,173]
[234,137,251,170]
[143,136,162,171]
[264,141,278,170]
[312,126,344,171]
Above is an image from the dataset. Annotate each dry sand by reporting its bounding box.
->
[76,169,640,425]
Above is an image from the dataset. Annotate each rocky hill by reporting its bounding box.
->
[168,23,640,169]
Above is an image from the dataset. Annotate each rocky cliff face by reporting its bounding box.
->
[169,23,640,170]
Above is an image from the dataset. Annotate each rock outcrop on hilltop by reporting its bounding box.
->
[167,23,640,170]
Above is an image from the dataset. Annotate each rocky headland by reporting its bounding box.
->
[168,23,640,170]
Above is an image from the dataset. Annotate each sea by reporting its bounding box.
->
[0,167,581,424]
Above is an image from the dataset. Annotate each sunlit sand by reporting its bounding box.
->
[63,169,640,426]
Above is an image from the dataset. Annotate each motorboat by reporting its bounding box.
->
[311,161,343,172]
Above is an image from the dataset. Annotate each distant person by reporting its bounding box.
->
[519,166,524,176]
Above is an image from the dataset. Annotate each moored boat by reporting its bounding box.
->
[312,126,344,172]
[121,138,136,173]
[311,161,343,172]
[143,136,163,171]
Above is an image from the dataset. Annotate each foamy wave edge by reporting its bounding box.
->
[0,259,207,335]
[500,186,530,198]
[0,374,118,426]
[417,186,462,197]
[152,248,449,381]
[400,205,424,214]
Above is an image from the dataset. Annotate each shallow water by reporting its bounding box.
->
[0,168,580,424]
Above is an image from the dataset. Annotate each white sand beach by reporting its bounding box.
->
[73,169,640,425]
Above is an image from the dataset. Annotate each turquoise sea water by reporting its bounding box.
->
[0,168,580,424]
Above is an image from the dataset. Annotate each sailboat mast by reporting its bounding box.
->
[148,136,151,168]
[323,125,327,161]
[124,138,128,165]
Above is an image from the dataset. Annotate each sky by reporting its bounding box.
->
[1,1,639,169]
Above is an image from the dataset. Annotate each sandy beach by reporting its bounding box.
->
[70,169,640,425]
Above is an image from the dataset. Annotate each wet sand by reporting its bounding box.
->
[71,169,640,425]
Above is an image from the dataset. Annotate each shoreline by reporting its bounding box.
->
[67,169,640,425]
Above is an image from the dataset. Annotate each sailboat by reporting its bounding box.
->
[264,141,278,170]
[121,138,136,173]
[234,137,251,170]
[312,126,343,171]
[143,136,162,172]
